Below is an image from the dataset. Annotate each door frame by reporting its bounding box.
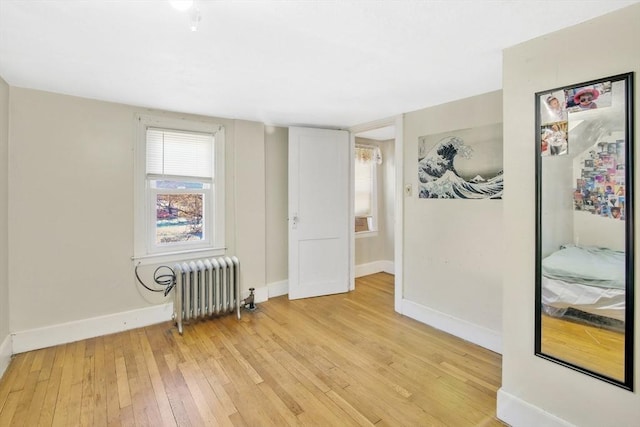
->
[349,115,404,313]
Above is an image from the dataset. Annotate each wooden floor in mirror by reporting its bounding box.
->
[541,313,625,381]
[0,273,505,426]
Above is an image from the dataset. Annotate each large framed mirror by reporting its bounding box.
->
[535,73,634,390]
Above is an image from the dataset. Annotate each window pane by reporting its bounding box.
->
[156,194,204,244]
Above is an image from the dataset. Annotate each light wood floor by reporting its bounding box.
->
[0,273,504,426]
[541,313,625,381]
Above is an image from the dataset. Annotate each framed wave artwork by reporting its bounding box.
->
[417,123,503,199]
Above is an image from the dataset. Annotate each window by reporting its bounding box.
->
[354,144,380,235]
[134,115,225,263]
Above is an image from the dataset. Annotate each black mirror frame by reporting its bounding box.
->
[534,72,634,390]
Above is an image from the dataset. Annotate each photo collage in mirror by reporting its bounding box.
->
[539,80,625,221]
[574,141,625,221]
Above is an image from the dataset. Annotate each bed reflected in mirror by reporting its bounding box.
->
[540,245,625,380]
[535,73,634,389]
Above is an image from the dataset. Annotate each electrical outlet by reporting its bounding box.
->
[404,184,412,197]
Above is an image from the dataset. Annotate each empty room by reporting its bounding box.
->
[0,1,639,426]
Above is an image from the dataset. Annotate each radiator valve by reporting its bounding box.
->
[244,287,257,311]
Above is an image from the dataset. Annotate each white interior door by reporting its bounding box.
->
[288,127,350,300]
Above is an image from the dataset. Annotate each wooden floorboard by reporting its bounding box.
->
[0,273,504,426]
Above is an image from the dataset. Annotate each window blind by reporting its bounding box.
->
[354,160,372,217]
[146,128,214,179]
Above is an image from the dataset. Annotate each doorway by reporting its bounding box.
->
[349,117,403,313]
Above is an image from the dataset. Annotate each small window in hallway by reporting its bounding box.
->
[354,144,381,233]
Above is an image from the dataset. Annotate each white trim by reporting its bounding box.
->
[349,116,401,135]
[11,303,174,354]
[355,260,394,278]
[349,130,356,291]
[132,247,227,266]
[268,280,289,298]
[382,260,395,274]
[355,230,378,239]
[401,298,502,354]
[497,388,575,427]
[0,334,12,380]
[393,115,403,314]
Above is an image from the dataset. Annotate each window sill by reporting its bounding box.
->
[355,230,378,239]
[132,247,226,266]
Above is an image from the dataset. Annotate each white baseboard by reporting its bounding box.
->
[11,283,286,354]
[240,281,288,304]
[383,260,395,274]
[497,388,574,427]
[401,298,502,354]
[355,260,394,278]
[268,280,288,298]
[0,334,11,380]
[12,303,174,354]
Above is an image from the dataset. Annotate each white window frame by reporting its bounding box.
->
[134,114,225,264]
[354,148,378,239]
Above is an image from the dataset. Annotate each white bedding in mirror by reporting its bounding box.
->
[541,276,625,322]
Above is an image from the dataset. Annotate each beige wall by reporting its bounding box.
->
[0,77,8,343]
[355,137,395,266]
[7,87,267,333]
[501,4,640,426]
[403,91,503,333]
[234,120,266,291]
[265,126,288,284]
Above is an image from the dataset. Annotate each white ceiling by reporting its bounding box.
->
[0,0,637,129]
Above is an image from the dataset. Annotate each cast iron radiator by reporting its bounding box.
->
[173,256,241,334]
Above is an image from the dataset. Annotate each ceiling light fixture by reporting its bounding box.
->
[169,0,201,32]
[169,0,193,12]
